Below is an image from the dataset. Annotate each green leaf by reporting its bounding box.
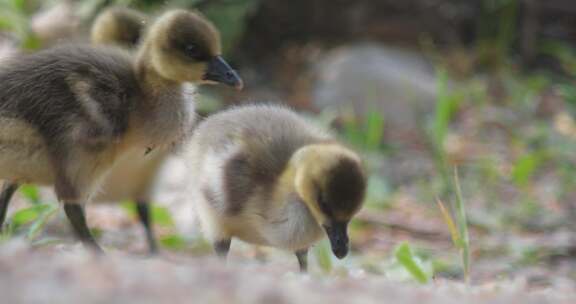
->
[160,234,186,250]
[19,184,41,205]
[453,168,471,284]
[394,242,430,284]
[10,204,51,228]
[511,152,541,187]
[151,205,175,227]
[122,201,174,228]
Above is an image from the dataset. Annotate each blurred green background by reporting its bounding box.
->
[3,0,576,287]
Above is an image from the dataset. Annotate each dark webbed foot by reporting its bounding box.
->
[295,249,308,272]
[214,239,231,258]
[135,200,159,254]
[63,203,103,253]
[0,182,19,231]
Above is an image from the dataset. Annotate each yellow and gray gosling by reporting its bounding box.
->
[0,9,242,252]
[186,104,366,271]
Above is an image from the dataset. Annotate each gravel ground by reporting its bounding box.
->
[0,241,574,304]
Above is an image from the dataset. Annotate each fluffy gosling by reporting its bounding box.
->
[186,104,366,271]
[0,9,242,252]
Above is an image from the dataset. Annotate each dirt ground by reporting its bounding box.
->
[0,240,573,304]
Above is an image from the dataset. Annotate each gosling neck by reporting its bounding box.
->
[276,159,312,211]
[134,45,180,97]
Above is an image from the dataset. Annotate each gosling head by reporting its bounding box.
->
[292,143,367,259]
[91,7,148,47]
[143,9,243,89]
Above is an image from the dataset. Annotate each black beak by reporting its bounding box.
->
[203,56,243,90]
[323,221,349,259]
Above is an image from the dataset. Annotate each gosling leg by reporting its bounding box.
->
[295,248,308,272]
[214,238,231,258]
[135,200,158,254]
[63,203,102,253]
[0,182,19,231]
[48,145,104,252]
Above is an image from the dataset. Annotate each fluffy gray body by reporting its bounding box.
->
[0,45,191,201]
[187,104,332,251]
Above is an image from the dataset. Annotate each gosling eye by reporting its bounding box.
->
[184,44,200,59]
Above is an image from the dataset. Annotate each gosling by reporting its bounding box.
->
[90,6,148,48]
[186,104,366,271]
[0,9,242,252]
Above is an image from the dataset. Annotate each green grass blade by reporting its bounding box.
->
[453,167,471,284]
[433,68,451,147]
[364,109,385,150]
[394,242,430,284]
[436,198,462,248]
[314,239,333,274]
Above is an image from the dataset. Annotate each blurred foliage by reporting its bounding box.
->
[511,152,542,188]
[342,107,385,152]
[0,0,40,49]
[197,0,259,55]
[121,201,195,251]
[0,185,59,243]
[476,0,519,68]
[0,0,259,55]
